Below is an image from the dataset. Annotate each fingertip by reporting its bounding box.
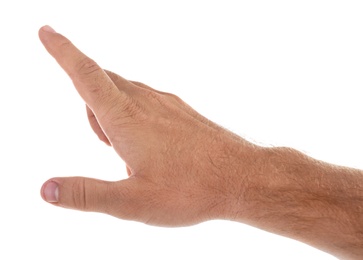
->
[41,179,59,203]
[38,25,57,45]
[41,25,56,33]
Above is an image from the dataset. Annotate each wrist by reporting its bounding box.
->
[206,137,269,222]
[223,146,310,223]
[222,145,363,259]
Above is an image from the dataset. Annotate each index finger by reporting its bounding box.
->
[38,25,127,119]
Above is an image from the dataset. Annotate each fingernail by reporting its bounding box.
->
[42,25,56,33]
[43,181,59,202]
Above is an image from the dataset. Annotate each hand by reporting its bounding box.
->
[39,25,363,259]
[39,25,258,226]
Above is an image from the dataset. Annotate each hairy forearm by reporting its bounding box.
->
[226,146,363,259]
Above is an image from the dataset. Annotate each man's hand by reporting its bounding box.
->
[39,25,257,226]
[39,26,363,259]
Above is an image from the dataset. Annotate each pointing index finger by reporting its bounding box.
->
[38,25,125,118]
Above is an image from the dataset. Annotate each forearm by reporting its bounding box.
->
[226,146,363,259]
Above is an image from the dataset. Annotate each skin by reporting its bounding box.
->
[39,25,363,259]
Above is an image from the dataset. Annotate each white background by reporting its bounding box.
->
[1,1,362,259]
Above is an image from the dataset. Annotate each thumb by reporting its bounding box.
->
[41,177,130,214]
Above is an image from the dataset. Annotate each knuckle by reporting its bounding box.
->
[145,90,170,108]
[146,89,160,100]
[131,81,147,88]
[75,57,101,77]
[158,91,184,105]
[71,179,87,211]
[87,79,113,102]
[166,92,183,103]
[118,97,146,122]
[58,40,72,53]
